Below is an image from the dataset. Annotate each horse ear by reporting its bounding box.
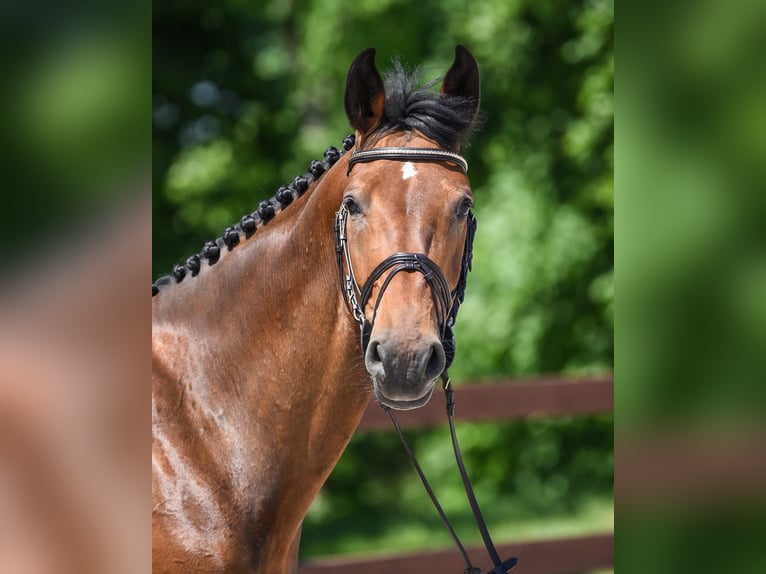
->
[441,45,480,123]
[344,48,386,138]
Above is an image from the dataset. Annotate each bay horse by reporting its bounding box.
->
[152,46,480,573]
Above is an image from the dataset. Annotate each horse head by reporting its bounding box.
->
[338,46,480,410]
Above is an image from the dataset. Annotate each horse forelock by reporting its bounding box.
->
[362,59,481,152]
[152,135,355,297]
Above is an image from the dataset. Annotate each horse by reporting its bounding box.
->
[152,45,481,573]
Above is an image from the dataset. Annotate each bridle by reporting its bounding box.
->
[334,146,517,574]
[335,150,476,366]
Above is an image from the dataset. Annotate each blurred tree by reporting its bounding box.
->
[153,0,613,557]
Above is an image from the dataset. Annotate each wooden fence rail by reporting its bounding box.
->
[300,374,614,573]
[299,533,614,574]
[359,374,614,430]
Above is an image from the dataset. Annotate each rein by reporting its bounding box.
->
[335,147,517,574]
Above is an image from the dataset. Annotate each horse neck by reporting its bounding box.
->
[153,157,370,529]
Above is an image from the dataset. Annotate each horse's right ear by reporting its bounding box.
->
[344,48,386,139]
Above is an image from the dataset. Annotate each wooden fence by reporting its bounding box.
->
[299,374,614,574]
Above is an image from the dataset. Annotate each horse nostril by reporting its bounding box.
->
[368,340,382,364]
[365,340,387,381]
[424,342,446,381]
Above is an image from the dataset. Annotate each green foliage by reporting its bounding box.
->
[303,416,612,555]
[153,0,613,558]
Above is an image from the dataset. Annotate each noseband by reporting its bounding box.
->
[335,147,476,369]
[333,146,517,574]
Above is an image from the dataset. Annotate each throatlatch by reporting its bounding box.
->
[335,146,517,574]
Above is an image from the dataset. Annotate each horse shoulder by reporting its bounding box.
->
[152,327,248,572]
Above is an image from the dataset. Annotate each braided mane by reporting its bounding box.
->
[152,134,355,296]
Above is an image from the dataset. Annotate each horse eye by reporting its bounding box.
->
[456,199,473,218]
[343,196,362,215]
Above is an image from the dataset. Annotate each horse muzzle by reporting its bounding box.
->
[365,335,446,410]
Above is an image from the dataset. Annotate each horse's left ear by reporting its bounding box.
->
[441,45,480,123]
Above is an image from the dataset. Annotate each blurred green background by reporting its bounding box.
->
[152,0,614,560]
[615,1,766,572]
[2,0,764,569]
[0,1,148,275]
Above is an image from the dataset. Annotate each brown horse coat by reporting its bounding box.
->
[152,46,480,573]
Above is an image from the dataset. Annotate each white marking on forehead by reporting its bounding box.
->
[401,161,418,180]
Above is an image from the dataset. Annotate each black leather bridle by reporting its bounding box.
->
[335,146,517,574]
[334,200,474,368]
